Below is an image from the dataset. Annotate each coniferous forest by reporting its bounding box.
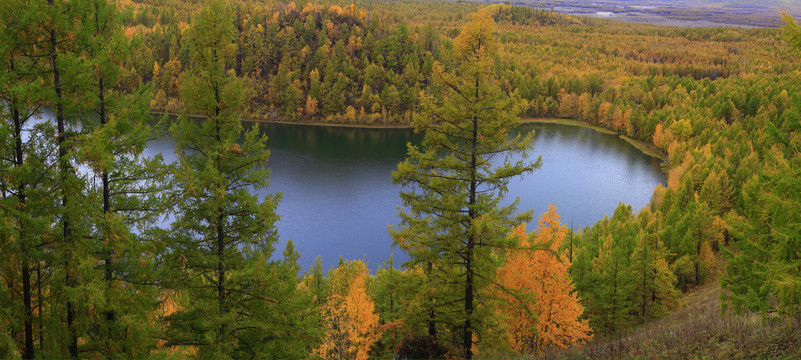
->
[1,0,800,358]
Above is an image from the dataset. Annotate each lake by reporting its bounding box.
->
[146,120,665,273]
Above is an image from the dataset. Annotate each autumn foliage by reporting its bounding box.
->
[6,0,801,357]
[493,205,592,354]
[314,260,382,359]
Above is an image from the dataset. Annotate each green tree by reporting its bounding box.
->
[630,211,680,323]
[78,0,163,356]
[719,15,801,314]
[723,145,801,315]
[39,0,95,356]
[572,204,638,336]
[0,2,52,356]
[162,1,299,357]
[390,11,539,358]
[369,255,408,358]
[783,11,801,49]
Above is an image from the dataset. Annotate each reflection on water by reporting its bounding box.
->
[146,121,665,272]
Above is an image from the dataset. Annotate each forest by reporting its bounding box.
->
[1,0,800,358]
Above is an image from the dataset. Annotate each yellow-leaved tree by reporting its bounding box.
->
[314,259,382,359]
[493,205,592,354]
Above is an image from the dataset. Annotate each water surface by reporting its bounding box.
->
[29,111,665,272]
[242,121,664,272]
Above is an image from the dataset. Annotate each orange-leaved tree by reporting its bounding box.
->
[493,205,592,354]
[313,259,382,359]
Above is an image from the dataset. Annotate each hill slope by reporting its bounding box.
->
[541,282,801,359]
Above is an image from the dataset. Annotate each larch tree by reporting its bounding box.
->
[721,12,801,317]
[723,144,801,316]
[630,210,679,323]
[162,1,300,357]
[0,1,53,357]
[301,256,330,308]
[492,205,592,354]
[390,10,540,358]
[78,0,163,356]
[369,256,408,358]
[1,1,102,356]
[590,206,638,336]
[35,0,97,356]
[571,204,638,336]
[2,0,158,357]
[313,259,382,360]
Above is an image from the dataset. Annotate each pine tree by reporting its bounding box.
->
[390,10,540,358]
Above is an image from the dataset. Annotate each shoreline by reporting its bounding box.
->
[520,117,667,161]
[152,111,415,129]
[152,112,666,160]
[252,118,415,129]
[520,117,617,134]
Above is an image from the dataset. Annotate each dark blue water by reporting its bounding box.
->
[146,121,665,273]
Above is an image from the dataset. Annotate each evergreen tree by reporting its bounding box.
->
[572,204,638,336]
[721,12,801,317]
[630,211,679,323]
[163,1,308,357]
[37,0,95,356]
[390,11,539,358]
[0,2,51,356]
[78,0,163,356]
[723,137,801,315]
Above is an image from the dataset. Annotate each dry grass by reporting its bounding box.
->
[534,283,801,359]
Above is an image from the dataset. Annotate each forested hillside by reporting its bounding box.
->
[1,0,799,358]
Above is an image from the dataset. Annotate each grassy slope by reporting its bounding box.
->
[538,282,801,359]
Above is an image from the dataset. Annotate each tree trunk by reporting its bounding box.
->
[11,81,35,359]
[214,82,227,348]
[427,261,437,337]
[99,70,116,328]
[463,72,480,360]
[47,0,78,355]
[611,260,618,334]
[641,237,648,322]
[37,263,44,351]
